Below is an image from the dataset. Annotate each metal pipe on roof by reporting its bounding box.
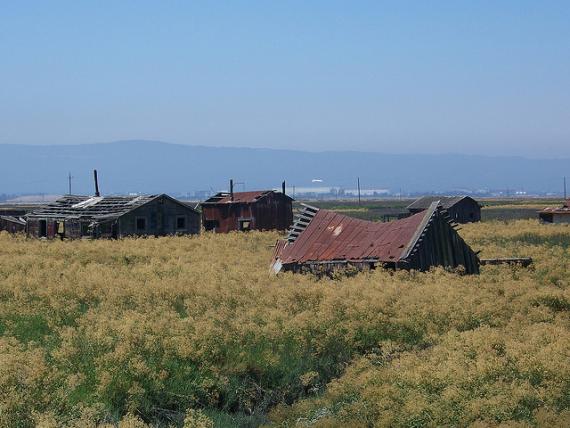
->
[282,180,286,195]
[230,179,234,201]
[93,170,100,197]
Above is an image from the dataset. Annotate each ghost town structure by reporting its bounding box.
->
[271,202,480,275]
[539,199,570,224]
[25,194,200,239]
[407,196,481,223]
[200,180,294,233]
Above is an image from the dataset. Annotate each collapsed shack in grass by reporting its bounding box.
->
[539,199,570,224]
[25,194,200,239]
[271,202,480,275]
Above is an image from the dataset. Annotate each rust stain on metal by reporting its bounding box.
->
[201,190,293,233]
[272,202,480,275]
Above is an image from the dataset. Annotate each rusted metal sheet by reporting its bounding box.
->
[202,191,274,204]
[272,202,480,275]
[540,202,570,214]
[276,208,424,264]
[539,200,570,223]
[201,190,293,233]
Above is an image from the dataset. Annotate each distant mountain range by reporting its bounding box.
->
[1,140,567,195]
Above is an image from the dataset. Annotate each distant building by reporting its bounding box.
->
[407,196,481,223]
[539,200,570,224]
[201,185,293,233]
[0,216,26,234]
[25,194,200,239]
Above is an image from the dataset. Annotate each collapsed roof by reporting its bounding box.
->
[25,194,196,222]
[0,215,26,226]
[540,199,570,215]
[272,202,479,274]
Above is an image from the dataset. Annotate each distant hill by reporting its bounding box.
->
[0,140,567,195]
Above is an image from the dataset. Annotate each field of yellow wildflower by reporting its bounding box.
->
[0,219,569,427]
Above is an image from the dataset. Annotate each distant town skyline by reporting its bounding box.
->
[1,1,569,158]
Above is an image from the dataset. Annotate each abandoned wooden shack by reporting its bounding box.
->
[407,196,481,223]
[201,181,293,233]
[271,202,480,275]
[0,216,26,234]
[539,199,570,223]
[25,194,200,239]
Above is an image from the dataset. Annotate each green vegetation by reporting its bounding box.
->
[0,211,569,426]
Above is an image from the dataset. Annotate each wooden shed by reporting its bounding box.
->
[201,187,293,233]
[539,199,570,223]
[271,202,480,275]
[407,196,481,223]
[25,194,200,239]
[0,216,26,234]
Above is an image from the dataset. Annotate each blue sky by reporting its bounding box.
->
[1,1,569,157]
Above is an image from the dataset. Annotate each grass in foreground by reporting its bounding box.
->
[0,219,569,427]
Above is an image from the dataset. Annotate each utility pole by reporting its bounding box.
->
[357,177,361,206]
[68,172,73,195]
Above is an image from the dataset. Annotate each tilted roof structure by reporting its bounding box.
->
[272,202,479,274]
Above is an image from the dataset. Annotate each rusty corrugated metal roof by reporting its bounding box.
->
[540,201,570,214]
[202,190,291,204]
[275,206,429,265]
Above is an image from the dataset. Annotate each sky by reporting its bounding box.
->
[1,1,569,158]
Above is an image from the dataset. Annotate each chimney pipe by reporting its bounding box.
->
[230,179,234,201]
[93,169,100,197]
[282,180,286,195]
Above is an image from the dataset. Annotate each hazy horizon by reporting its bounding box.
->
[2,139,570,161]
[1,141,568,195]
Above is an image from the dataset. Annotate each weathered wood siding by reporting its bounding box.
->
[409,197,481,224]
[403,211,479,274]
[26,196,200,239]
[202,193,293,233]
[0,218,26,234]
[26,219,59,239]
[447,198,481,223]
[552,214,570,224]
[118,196,200,237]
